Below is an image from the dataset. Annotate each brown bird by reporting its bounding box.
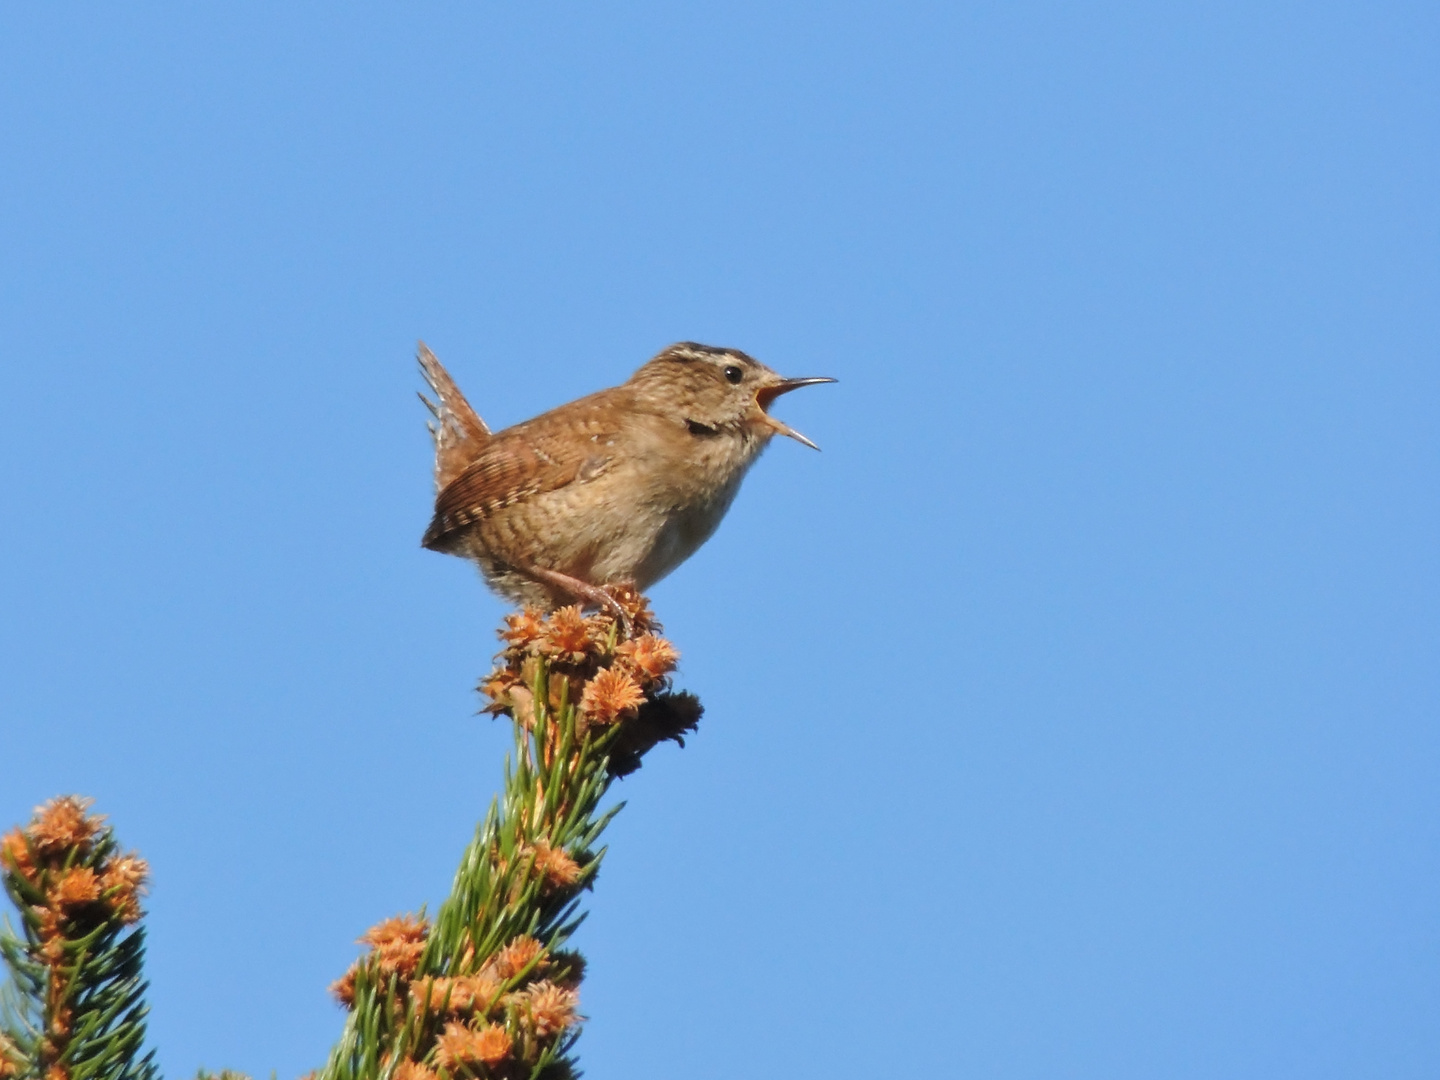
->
[418,340,834,617]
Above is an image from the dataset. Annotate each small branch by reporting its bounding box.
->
[321,590,703,1080]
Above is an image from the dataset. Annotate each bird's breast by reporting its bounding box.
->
[605,423,760,587]
[620,469,746,589]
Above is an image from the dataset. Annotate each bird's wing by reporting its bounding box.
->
[417,342,492,492]
[421,393,623,551]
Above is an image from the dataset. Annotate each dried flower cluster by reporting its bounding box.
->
[481,587,702,778]
[0,796,152,1080]
[329,913,430,1008]
[332,913,583,1078]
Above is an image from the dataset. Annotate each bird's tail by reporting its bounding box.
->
[418,341,491,492]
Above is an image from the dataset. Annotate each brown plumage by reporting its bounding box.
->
[418,340,834,613]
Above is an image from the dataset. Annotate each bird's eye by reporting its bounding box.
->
[723,365,744,384]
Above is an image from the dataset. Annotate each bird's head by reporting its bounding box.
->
[629,342,835,449]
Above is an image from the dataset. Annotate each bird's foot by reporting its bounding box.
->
[596,583,658,640]
[525,566,637,638]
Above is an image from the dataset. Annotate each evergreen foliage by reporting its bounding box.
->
[0,798,157,1080]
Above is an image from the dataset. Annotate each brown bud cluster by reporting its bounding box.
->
[479,589,702,777]
[410,972,504,1016]
[330,913,430,1007]
[0,797,151,930]
[526,841,584,889]
[434,1020,513,1069]
[392,1062,438,1080]
[482,587,664,727]
[336,919,585,1078]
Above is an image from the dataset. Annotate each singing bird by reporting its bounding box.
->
[418,341,834,615]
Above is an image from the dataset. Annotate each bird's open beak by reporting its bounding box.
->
[755,377,836,449]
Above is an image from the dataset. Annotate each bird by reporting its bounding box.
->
[418,340,834,619]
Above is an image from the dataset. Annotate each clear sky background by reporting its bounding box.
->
[1,4,1436,1078]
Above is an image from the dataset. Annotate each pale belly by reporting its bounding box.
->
[483,469,748,596]
[618,473,744,589]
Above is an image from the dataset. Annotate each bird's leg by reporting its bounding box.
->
[525,564,634,638]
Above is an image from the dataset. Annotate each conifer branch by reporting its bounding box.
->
[0,798,156,1080]
[321,590,701,1080]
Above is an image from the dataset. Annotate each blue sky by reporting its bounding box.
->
[1,3,1436,1077]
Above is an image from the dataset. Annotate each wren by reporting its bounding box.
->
[418,340,834,615]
